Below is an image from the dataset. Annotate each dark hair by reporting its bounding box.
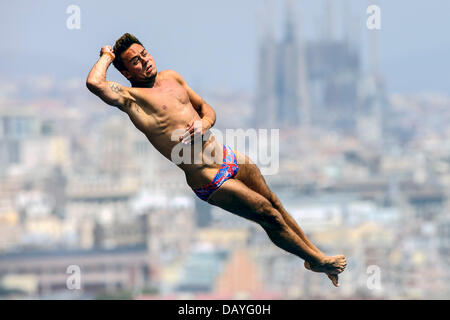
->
[112,33,143,71]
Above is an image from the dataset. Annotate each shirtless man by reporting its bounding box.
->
[86,33,346,287]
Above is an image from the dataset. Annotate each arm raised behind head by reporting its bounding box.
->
[86,46,135,110]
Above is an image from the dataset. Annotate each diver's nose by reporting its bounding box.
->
[143,56,151,68]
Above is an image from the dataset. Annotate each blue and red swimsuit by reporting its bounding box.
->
[192,144,239,201]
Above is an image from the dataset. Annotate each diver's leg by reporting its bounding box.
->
[233,151,324,255]
[232,151,346,285]
[207,178,346,276]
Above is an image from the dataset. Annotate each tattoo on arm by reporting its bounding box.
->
[108,82,134,111]
[110,82,122,93]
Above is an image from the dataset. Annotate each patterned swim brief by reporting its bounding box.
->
[192,144,239,201]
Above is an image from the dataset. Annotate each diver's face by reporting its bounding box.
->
[121,43,157,81]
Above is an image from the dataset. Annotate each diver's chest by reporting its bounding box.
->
[153,81,190,105]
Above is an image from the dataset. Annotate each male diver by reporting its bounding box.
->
[86,33,346,286]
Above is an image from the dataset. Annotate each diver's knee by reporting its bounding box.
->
[258,205,285,230]
[269,193,282,209]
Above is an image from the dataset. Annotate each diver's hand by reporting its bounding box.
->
[99,45,115,62]
[179,119,210,145]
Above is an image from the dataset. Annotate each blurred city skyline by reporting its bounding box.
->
[0,0,449,300]
[1,0,450,94]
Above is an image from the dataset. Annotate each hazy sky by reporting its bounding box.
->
[1,0,449,95]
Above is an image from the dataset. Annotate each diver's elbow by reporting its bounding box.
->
[86,78,101,93]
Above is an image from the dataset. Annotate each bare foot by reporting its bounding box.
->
[304,262,339,287]
[311,255,347,274]
[304,255,347,287]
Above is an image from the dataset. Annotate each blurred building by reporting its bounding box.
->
[0,108,40,173]
[176,247,229,293]
[214,249,264,297]
[275,0,301,128]
[0,245,152,298]
[437,216,450,262]
[255,1,361,133]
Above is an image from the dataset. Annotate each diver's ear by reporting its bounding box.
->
[120,70,132,80]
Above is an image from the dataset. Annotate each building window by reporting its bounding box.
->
[8,141,19,164]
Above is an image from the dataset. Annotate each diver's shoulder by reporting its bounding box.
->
[159,69,182,79]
